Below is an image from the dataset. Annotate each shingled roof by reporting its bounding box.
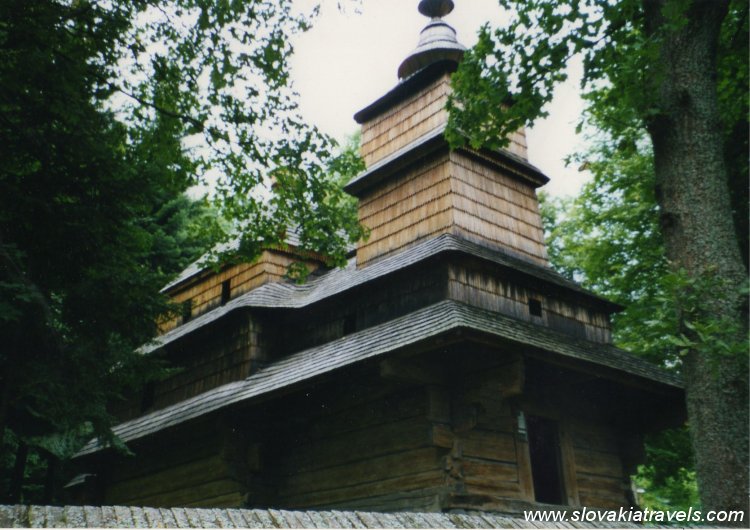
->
[343,125,549,197]
[143,234,622,355]
[0,505,650,528]
[80,300,680,456]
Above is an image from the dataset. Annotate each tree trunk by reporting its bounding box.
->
[644,0,749,521]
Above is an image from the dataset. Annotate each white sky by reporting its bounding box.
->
[290,0,592,198]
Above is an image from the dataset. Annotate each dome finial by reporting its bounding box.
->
[418,0,454,18]
[397,0,465,79]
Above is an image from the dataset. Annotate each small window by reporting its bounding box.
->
[342,314,356,336]
[221,280,231,306]
[528,298,543,317]
[181,300,193,324]
[527,415,566,504]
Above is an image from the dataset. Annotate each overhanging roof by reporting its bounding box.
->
[142,234,623,355]
[354,60,459,124]
[343,125,549,197]
[80,300,680,456]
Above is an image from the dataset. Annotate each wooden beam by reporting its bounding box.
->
[379,357,445,386]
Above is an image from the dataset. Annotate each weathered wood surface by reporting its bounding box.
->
[82,300,680,456]
[447,263,612,343]
[264,378,444,511]
[360,74,528,167]
[160,250,314,333]
[572,428,630,510]
[357,155,453,266]
[281,265,446,355]
[449,151,547,265]
[144,235,621,357]
[102,424,251,508]
[355,149,548,267]
[361,75,451,167]
[115,314,269,420]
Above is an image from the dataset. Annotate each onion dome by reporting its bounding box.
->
[397,0,466,80]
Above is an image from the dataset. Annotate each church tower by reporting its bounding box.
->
[348,0,546,268]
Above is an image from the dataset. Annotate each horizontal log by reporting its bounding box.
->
[279,470,445,509]
[122,478,245,508]
[463,482,525,501]
[280,447,443,494]
[577,475,628,501]
[461,430,517,463]
[109,428,222,482]
[578,492,628,510]
[107,454,230,502]
[573,448,624,478]
[281,416,432,474]
[461,458,519,487]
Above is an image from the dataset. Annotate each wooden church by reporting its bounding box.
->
[70,0,684,515]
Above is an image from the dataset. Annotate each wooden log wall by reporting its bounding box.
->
[280,263,447,355]
[360,74,528,168]
[114,312,271,422]
[159,250,316,333]
[447,262,612,343]
[432,358,630,512]
[266,374,449,512]
[99,342,632,513]
[431,384,529,505]
[102,421,253,508]
[568,419,631,509]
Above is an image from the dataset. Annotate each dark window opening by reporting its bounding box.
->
[528,298,543,317]
[342,314,356,336]
[181,300,193,324]
[527,415,566,504]
[221,280,231,306]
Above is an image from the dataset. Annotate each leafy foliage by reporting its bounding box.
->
[450,0,748,513]
[0,0,364,501]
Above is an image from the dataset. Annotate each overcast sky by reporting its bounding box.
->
[289,0,592,198]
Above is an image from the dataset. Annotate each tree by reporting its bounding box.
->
[537,133,699,509]
[447,0,748,518]
[0,0,363,500]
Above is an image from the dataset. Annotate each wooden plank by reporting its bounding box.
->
[570,428,620,453]
[461,430,518,463]
[559,419,581,506]
[461,458,519,487]
[280,447,443,493]
[281,417,432,474]
[108,428,222,482]
[573,448,624,478]
[107,454,231,502]
[357,212,452,265]
[365,113,447,166]
[577,475,628,500]
[578,492,628,510]
[452,211,548,262]
[359,155,450,209]
[279,470,445,509]
[124,479,245,509]
[463,482,525,501]
[515,436,535,501]
[431,423,454,449]
[182,492,245,509]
